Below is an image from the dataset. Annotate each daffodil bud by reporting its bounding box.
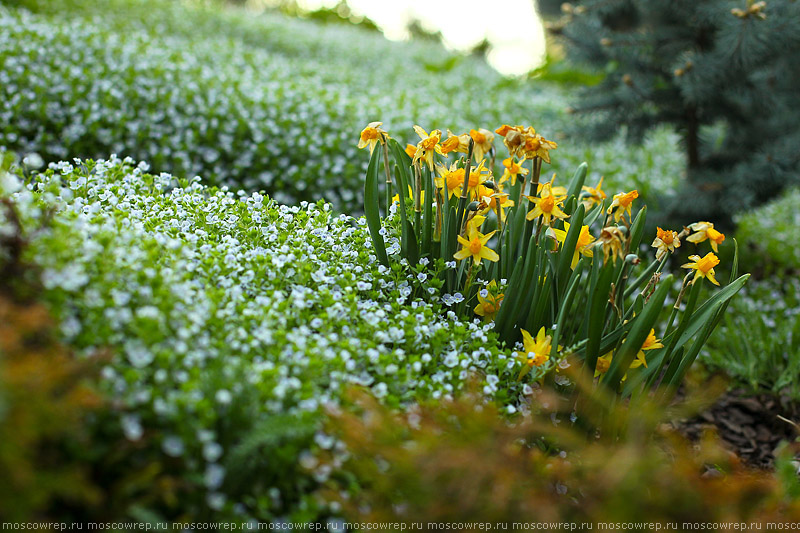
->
[625,254,640,265]
[467,201,480,212]
[617,225,628,235]
[483,180,498,191]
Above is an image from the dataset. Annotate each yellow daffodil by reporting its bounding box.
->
[525,183,568,226]
[630,329,663,369]
[553,222,595,269]
[687,221,726,252]
[477,186,514,222]
[500,157,528,186]
[652,227,680,261]
[435,160,491,200]
[465,160,491,199]
[521,131,558,164]
[682,252,721,286]
[594,352,613,378]
[404,143,417,159]
[469,128,494,162]
[391,185,424,205]
[465,214,487,232]
[516,327,553,380]
[535,176,567,198]
[474,280,504,322]
[357,121,388,154]
[412,125,442,171]
[443,129,471,155]
[435,162,465,199]
[598,226,625,264]
[581,176,607,208]
[606,190,639,222]
[495,124,527,157]
[454,225,499,266]
[440,135,460,155]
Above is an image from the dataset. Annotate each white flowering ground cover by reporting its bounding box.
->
[0,0,683,213]
[0,155,533,519]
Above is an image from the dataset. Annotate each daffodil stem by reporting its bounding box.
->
[381,136,392,216]
[495,202,503,282]
[460,263,476,316]
[649,279,702,391]
[414,162,422,241]
[455,138,475,235]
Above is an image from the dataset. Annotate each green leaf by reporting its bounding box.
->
[556,203,586,294]
[364,146,389,266]
[584,259,615,377]
[566,162,588,201]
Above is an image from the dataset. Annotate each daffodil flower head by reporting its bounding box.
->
[553,222,595,269]
[686,221,725,252]
[606,190,639,222]
[466,160,491,199]
[581,176,607,208]
[500,156,528,186]
[358,121,388,154]
[651,227,681,261]
[477,186,513,221]
[469,128,495,162]
[454,225,498,266]
[594,352,613,378]
[404,144,417,159]
[521,131,558,164]
[682,252,721,286]
[631,329,663,369]
[598,226,626,264]
[443,130,471,155]
[474,280,503,322]
[516,327,553,380]
[435,161,465,199]
[495,124,527,157]
[412,125,442,171]
[525,183,568,226]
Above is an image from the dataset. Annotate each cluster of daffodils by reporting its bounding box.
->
[0,155,527,519]
[360,120,746,391]
[1,0,683,213]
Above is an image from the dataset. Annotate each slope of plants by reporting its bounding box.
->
[0,0,682,212]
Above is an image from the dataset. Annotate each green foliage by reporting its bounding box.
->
[361,126,747,401]
[322,384,800,525]
[703,278,800,401]
[736,187,800,274]
[0,0,683,212]
[0,154,521,519]
[557,0,800,222]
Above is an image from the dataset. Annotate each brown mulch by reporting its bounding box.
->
[676,388,800,469]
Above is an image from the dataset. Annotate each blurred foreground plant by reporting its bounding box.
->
[360,122,748,401]
[320,377,800,526]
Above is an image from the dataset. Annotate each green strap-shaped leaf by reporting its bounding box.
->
[628,205,647,251]
[364,146,389,266]
[566,162,588,201]
[584,260,615,377]
[556,203,586,295]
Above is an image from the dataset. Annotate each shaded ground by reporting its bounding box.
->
[677,388,800,468]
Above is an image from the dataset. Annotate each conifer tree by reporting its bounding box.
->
[553,0,800,224]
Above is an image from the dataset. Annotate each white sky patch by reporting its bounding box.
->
[291,0,546,76]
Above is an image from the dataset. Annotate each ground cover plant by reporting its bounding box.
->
[0,153,521,520]
[0,0,683,212]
